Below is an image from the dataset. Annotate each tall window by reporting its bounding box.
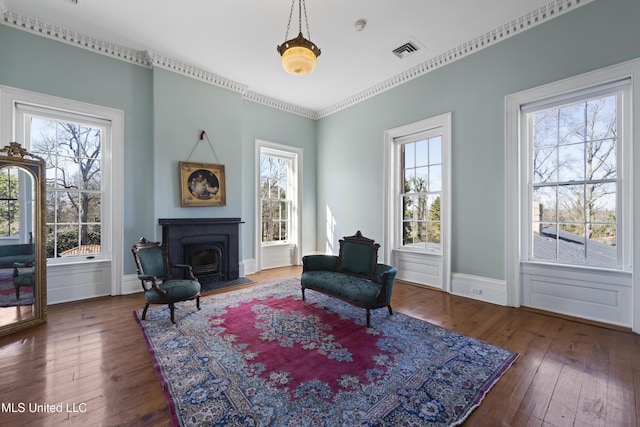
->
[398,133,443,253]
[26,114,105,260]
[0,168,20,237]
[260,153,291,244]
[526,84,627,269]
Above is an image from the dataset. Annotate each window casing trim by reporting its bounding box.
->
[0,85,124,296]
[383,113,451,291]
[505,57,637,309]
[255,139,303,270]
[518,81,631,272]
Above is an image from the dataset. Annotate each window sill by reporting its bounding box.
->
[261,242,294,248]
[47,257,110,267]
[393,247,442,256]
[522,260,632,277]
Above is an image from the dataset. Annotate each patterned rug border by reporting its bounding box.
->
[134,279,518,426]
[199,276,256,293]
[0,277,33,307]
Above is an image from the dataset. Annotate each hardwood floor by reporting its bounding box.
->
[0,266,638,426]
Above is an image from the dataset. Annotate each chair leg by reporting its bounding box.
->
[301,287,306,300]
[169,303,176,324]
[388,305,393,316]
[366,309,371,328]
[196,295,201,310]
[141,303,150,320]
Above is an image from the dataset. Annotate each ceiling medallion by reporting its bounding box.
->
[277,0,321,75]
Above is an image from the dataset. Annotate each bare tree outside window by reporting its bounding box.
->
[0,168,20,237]
[260,155,289,243]
[531,94,618,267]
[401,136,442,252]
[30,118,102,259]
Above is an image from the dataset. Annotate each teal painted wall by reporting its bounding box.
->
[0,24,154,275]
[0,24,316,274]
[241,101,317,261]
[152,68,243,221]
[315,0,640,279]
[2,0,638,283]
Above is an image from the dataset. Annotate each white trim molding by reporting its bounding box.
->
[0,84,125,300]
[451,273,508,306]
[1,0,593,120]
[384,113,452,292]
[506,58,639,331]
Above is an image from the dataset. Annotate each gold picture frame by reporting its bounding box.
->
[179,161,226,207]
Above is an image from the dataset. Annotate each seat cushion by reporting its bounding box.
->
[13,270,35,286]
[301,271,382,307]
[144,280,200,303]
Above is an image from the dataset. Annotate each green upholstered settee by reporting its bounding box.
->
[0,244,34,269]
[301,231,397,327]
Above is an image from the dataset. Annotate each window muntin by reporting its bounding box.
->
[260,154,291,244]
[400,134,442,253]
[0,167,20,237]
[528,93,620,269]
[29,116,103,259]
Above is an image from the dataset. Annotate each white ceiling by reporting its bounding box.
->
[1,0,587,117]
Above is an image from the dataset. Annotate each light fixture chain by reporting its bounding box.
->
[284,0,295,40]
[277,0,321,75]
[302,0,311,39]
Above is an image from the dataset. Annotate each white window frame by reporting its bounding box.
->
[0,85,124,297]
[396,130,445,255]
[255,140,302,270]
[384,113,452,291]
[506,60,636,330]
[523,83,629,270]
[19,108,110,262]
[259,150,294,246]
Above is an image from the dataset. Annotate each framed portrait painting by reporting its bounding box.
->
[179,161,226,207]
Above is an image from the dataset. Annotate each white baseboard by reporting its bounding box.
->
[121,274,142,295]
[450,273,508,306]
[241,258,256,276]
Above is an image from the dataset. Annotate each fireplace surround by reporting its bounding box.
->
[159,218,242,282]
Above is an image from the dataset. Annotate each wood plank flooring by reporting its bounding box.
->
[0,266,638,426]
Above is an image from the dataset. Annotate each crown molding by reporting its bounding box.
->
[146,52,248,94]
[1,8,151,67]
[1,0,592,120]
[316,0,593,118]
[243,91,319,120]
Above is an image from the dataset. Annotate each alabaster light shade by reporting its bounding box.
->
[277,0,321,76]
[277,31,321,75]
[281,45,317,75]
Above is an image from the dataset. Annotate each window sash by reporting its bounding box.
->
[23,111,107,261]
[260,153,293,245]
[397,132,443,253]
[525,88,624,269]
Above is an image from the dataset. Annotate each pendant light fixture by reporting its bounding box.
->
[277,0,321,75]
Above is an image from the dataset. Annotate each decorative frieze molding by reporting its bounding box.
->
[1,0,592,120]
[316,0,593,118]
[146,52,247,94]
[1,8,151,67]
[243,91,318,120]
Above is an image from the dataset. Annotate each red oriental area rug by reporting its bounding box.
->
[135,279,517,426]
[0,271,33,307]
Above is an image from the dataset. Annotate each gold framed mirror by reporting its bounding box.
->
[0,142,46,336]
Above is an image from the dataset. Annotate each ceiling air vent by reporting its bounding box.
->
[392,41,419,59]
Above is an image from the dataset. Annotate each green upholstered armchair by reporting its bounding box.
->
[131,238,201,323]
